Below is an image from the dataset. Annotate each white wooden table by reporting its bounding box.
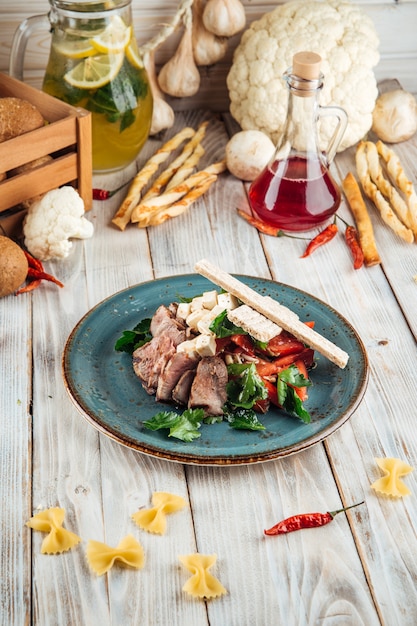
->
[2,99,417,625]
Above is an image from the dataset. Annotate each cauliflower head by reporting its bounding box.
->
[226,0,380,152]
[23,186,94,261]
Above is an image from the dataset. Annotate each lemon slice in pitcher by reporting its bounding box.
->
[64,52,124,89]
[54,39,96,59]
[125,39,144,69]
[90,16,131,54]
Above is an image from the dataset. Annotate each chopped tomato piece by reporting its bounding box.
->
[304,321,315,328]
[262,378,279,407]
[292,360,310,402]
[267,332,306,356]
[230,333,255,356]
[256,348,314,377]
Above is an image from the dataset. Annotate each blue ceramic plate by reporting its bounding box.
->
[62,275,368,465]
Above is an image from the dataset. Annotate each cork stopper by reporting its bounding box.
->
[292,51,322,81]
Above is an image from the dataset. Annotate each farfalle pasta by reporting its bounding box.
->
[371,457,414,497]
[26,507,81,554]
[86,534,145,576]
[132,491,186,535]
[179,553,227,599]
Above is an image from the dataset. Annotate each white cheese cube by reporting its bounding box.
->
[190,296,205,311]
[176,338,199,358]
[176,302,191,320]
[217,292,239,310]
[209,303,227,319]
[195,334,217,357]
[186,308,207,330]
[197,315,215,335]
[201,290,218,310]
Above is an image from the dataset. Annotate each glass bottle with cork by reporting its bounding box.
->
[248,51,348,232]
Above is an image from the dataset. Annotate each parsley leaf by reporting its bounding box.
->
[226,362,268,409]
[224,406,266,431]
[143,409,205,442]
[114,318,152,354]
[209,309,246,338]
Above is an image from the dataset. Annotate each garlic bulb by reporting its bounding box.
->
[192,0,229,66]
[225,130,275,181]
[143,51,175,136]
[372,89,417,143]
[158,8,201,98]
[202,0,246,38]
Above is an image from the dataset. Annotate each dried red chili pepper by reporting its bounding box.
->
[27,267,64,288]
[15,279,42,295]
[264,501,364,535]
[345,225,364,270]
[23,250,44,272]
[93,180,130,201]
[237,209,285,236]
[301,222,338,258]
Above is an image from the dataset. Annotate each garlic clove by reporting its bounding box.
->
[202,0,246,38]
[157,10,201,98]
[143,50,175,135]
[192,0,229,66]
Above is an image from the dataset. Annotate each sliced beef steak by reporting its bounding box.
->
[132,335,176,394]
[156,352,200,402]
[172,369,196,406]
[188,356,228,416]
[150,305,186,346]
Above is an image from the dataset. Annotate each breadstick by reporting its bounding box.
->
[366,141,414,232]
[194,259,349,369]
[141,174,218,227]
[111,126,195,230]
[356,142,413,243]
[131,160,226,223]
[141,121,209,202]
[342,172,381,266]
[376,140,417,236]
[165,143,205,190]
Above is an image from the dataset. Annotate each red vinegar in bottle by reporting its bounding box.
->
[248,51,348,232]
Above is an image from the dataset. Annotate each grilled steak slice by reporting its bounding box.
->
[150,305,186,346]
[188,356,228,416]
[132,335,176,394]
[172,370,196,406]
[156,352,200,402]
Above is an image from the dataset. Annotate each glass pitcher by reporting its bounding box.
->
[248,51,348,232]
[10,0,153,173]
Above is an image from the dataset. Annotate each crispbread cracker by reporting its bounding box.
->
[227,305,282,343]
[195,260,349,369]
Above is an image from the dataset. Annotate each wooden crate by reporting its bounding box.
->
[0,73,92,219]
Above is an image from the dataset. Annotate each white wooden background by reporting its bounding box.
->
[0,0,417,107]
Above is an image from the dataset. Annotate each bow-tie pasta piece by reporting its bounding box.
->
[371,457,414,497]
[132,491,187,535]
[26,507,81,554]
[179,553,227,599]
[86,534,145,576]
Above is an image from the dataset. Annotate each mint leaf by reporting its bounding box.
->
[114,318,152,354]
[143,409,204,442]
[226,363,268,409]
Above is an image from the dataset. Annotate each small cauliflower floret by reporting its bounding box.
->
[226,0,380,152]
[23,186,94,261]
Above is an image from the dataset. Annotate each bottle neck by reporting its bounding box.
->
[273,72,324,160]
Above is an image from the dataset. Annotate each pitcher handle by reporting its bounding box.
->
[317,105,348,164]
[9,14,50,81]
